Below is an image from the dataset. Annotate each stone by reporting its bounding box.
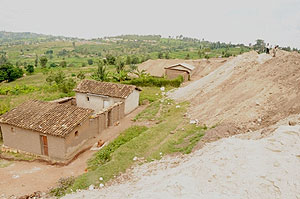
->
[88,184,95,190]
[133,156,138,161]
[160,87,165,91]
[288,121,297,126]
[176,105,181,108]
[99,177,103,181]
[99,183,104,188]
[257,118,262,123]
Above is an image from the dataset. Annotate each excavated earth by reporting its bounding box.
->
[64,51,300,199]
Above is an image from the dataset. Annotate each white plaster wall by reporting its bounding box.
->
[76,92,121,113]
[124,90,140,114]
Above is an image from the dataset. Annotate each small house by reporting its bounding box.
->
[74,80,141,114]
[164,63,195,82]
[0,100,97,161]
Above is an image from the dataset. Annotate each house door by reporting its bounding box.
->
[107,110,112,126]
[40,135,49,156]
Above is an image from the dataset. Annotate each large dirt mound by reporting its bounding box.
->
[138,58,227,80]
[169,50,300,131]
[64,123,300,199]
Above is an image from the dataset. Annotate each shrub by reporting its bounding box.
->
[87,59,93,65]
[46,71,75,93]
[0,63,23,82]
[49,176,75,197]
[25,64,34,74]
[39,56,48,68]
[0,84,38,95]
[123,76,183,88]
[59,60,67,68]
[59,78,76,93]
[50,63,57,68]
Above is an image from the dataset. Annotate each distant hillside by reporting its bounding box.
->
[0,31,79,45]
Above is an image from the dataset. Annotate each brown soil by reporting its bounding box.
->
[0,105,146,198]
[138,58,228,78]
[170,51,300,131]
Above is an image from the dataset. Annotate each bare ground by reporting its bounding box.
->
[63,50,300,199]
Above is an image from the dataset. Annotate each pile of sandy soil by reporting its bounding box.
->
[64,122,300,199]
[169,51,300,132]
[138,58,227,79]
[63,51,300,199]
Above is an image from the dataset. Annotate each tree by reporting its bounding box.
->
[133,68,149,78]
[106,54,116,65]
[87,59,93,65]
[253,39,265,53]
[46,71,75,93]
[165,52,170,59]
[39,56,48,68]
[0,63,23,82]
[185,53,190,59]
[158,52,163,59]
[129,64,137,72]
[26,64,34,74]
[59,78,76,93]
[0,55,7,66]
[91,62,109,81]
[126,56,131,65]
[116,59,125,73]
[112,70,128,82]
[34,55,38,67]
[131,55,139,64]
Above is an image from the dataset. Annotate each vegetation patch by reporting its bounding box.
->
[0,150,36,161]
[134,101,160,121]
[124,76,183,88]
[0,84,39,95]
[50,177,76,198]
[87,125,148,171]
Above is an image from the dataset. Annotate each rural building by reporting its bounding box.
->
[0,100,96,161]
[0,100,126,161]
[164,63,195,82]
[74,79,141,114]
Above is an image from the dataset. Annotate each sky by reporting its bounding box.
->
[0,0,300,48]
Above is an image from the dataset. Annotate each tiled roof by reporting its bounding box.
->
[0,100,93,137]
[165,63,195,71]
[74,79,139,99]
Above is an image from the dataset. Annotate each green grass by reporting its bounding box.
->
[87,126,148,171]
[63,100,207,195]
[0,150,36,161]
[134,100,161,121]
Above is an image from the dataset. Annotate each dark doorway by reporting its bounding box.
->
[108,110,112,126]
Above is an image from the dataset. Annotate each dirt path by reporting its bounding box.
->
[0,105,146,198]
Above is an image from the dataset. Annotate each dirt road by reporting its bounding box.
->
[0,106,145,198]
